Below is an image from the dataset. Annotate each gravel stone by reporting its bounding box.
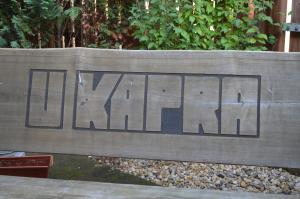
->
[94,156,300,195]
[240,181,248,188]
[295,182,300,192]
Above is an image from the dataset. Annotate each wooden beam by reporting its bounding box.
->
[0,49,300,168]
[290,0,300,52]
[268,0,287,51]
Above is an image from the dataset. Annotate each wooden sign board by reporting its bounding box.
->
[0,49,299,168]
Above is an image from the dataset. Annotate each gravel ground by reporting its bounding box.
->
[94,157,300,195]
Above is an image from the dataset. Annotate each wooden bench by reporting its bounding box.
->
[0,48,299,198]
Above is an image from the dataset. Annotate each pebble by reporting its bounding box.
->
[295,181,300,192]
[94,156,300,195]
[240,181,248,188]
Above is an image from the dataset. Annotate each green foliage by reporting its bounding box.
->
[0,0,277,50]
[83,0,137,49]
[0,0,60,48]
[130,0,276,50]
[0,0,81,48]
[0,0,23,47]
[64,7,81,21]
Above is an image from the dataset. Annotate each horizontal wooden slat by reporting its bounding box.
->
[0,48,299,168]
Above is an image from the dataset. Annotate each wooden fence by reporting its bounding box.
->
[268,0,300,52]
[0,49,300,168]
[54,0,300,52]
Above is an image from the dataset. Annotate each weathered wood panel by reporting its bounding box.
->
[0,48,299,168]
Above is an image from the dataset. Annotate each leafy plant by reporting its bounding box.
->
[0,0,81,48]
[83,0,137,49]
[0,0,26,48]
[129,0,276,50]
[0,0,277,50]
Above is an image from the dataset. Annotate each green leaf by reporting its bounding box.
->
[64,7,81,21]
[140,35,149,42]
[194,27,204,36]
[174,27,183,34]
[221,26,229,33]
[206,6,214,14]
[247,38,256,44]
[180,30,190,41]
[233,19,241,27]
[263,16,273,24]
[177,17,184,24]
[246,28,257,34]
[257,34,267,40]
[12,16,33,35]
[189,16,195,24]
[268,35,276,45]
[230,35,239,41]
[0,36,7,47]
[257,39,266,44]
[10,41,20,48]
[147,42,156,49]
[87,44,97,48]
[221,38,227,44]
[0,25,9,34]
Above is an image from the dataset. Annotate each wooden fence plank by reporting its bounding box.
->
[290,0,300,52]
[0,49,299,168]
[267,0,287,51]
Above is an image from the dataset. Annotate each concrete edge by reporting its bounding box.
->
[0,175,298,199]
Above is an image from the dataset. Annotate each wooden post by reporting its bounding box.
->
[70,0,76,48]
[290,0,300,52]
[248,0,255,19]
[266,0,287,51]
[62,36,65,48]
[145,0,149,12]
[118,0,122,25]
[38,32,42,49]
[56,0,64,48]
[284,0,293,52]
[105,0,109,20]
[94,0,98,46]
[81,0,87,47]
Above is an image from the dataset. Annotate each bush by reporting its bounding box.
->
[129,0,276,50]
